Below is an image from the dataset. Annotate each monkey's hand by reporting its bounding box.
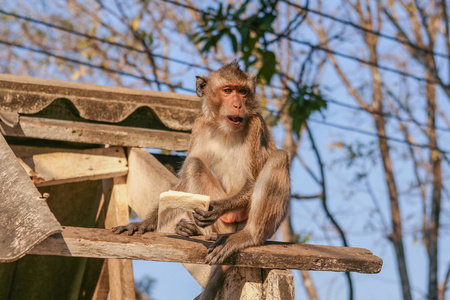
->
[205,230,255,265]
[175,218,200,237]
[111,220,155,236]
[193,200,224,227]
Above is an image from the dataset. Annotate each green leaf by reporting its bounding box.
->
[288,85,327,138]
[227,31,238,53]
[256,49,276,83]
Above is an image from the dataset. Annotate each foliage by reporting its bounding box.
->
[287,85,327,138]
[194,0,278,83]
[135,275,155,298]
[194,0,326,135]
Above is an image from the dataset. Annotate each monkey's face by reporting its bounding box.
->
[217,84,249,131]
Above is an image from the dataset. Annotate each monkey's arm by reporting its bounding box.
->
[193,179,254,227]
[111,209,158,235]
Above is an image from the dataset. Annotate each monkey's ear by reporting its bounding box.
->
[196,76,208,97]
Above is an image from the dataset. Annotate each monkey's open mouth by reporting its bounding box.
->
[227,116,243,125]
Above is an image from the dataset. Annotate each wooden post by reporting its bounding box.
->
[104,176,136,300]
[218,268,263,300]
[218,268,294,300]
[263,269,295,300]
[92,262,109,300]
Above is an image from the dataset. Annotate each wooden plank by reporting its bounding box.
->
[17,147,128,187]
[127,148,178,219]
[0,116,190,151]
[104,177,135,300]
[0,133,62,262]
[29,226,383,274]
[10,144,97,158]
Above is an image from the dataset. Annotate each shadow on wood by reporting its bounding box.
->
[29,226,383,274]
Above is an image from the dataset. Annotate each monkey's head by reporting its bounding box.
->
[196,60,258,132]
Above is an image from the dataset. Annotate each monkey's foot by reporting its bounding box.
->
[205,231,254,265]
[205,232,218,241]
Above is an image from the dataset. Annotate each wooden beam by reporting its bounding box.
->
[104,177,135,300]
[1,116,190,151]
[92,261,109,300]
[29,226,383,274]
[17,147,128,187]
[105,176,131,227]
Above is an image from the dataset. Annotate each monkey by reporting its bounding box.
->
[112,60,291,299]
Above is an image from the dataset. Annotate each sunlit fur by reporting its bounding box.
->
[180,61,291,299]
[197,60,258,125]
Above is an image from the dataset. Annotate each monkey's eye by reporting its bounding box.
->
[223,88,232,93]
[238,89,248,95]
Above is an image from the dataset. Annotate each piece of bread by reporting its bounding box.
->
[157,190,210,230]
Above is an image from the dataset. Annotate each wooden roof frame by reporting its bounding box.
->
[0,74,382,300]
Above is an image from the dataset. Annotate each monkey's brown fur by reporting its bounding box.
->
[113,61,291,299]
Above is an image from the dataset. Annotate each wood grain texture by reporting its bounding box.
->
[29,226,383,274]
[17,147,128,187]
[104,176,135,300]
[263,269,295,300]
[218,268,263,300]
[1,116,190,150]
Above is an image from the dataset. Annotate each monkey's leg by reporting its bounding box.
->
[174,157,234,290]
[205,149,290,265]
[197,265,230,300]
[175,157,225,198]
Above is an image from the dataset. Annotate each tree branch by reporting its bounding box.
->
[305,122,354,300]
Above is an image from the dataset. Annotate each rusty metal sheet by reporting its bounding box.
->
[0,74,200,131]
[0,133,62,262]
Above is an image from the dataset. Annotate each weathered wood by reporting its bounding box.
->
[218,268,263,300]
[104,177,135,300]
[105,176,131,227]
[10,144,98,157]
[0,73,200,131]
[107,259,135,300]
[263,269,295,300]
[17,147,128,187]
[0,133,62,262]
[127,148,178,219]
[0,116,191,150]
[29,226,383,274]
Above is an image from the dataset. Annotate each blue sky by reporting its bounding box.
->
[1,1,449,299]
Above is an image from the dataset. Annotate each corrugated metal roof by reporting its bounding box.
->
[0,74,201,131]
[0,133,62,263]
